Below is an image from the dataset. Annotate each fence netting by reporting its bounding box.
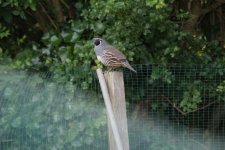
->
[0,64,225,150]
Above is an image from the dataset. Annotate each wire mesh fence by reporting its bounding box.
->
[0,64,225,150]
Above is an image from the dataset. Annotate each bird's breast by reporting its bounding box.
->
[97,56,104,63]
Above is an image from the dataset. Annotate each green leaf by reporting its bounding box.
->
[50,35,61,46]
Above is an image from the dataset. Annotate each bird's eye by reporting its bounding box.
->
[94,39,102,46]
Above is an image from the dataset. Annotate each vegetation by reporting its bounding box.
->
[0,66,107,149]
[0,0,225,149]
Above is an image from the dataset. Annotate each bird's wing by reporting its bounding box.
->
[103,46,127,61]
[102,46,136,72]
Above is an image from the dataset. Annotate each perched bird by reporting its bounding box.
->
[93,37,136,73]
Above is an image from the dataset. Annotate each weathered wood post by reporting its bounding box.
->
[104,71,130,150]
[96,69,130,150]
[96,69,123,150]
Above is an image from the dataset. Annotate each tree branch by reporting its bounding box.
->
[161,95,187,116]
[33,8,48,32]
[161,95,216,116]
[39,2,58,30]
[201,1,225,16]
[187,0,193,11]
[51,0,64,23]
[60,0,70,10]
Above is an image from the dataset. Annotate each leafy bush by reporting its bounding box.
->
[0,0,36,22]
[0,1,225,148]
[0,65,107,149]
[0,23,10,60]
[10,0,224,72]
[180,83,202,112]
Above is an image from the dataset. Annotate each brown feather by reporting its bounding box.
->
[102,45,136,72]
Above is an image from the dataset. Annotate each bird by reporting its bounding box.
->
[93,37,136,73]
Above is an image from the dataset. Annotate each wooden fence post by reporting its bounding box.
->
[104,71,130,150]
[96,69,123,150]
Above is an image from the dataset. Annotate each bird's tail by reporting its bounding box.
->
[122,61,137,73]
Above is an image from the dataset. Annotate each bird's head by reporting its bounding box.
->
[93,38,107,47]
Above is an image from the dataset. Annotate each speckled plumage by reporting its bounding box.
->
[93,38,136,73]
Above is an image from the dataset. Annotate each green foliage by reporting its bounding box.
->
[0,0,224,120]
[0,1,225,147]
[31,28,95,69]
[180,83,202,112]
[150,66,174,84]
[0,23,10,60]
[0,65,107,149]
[10,23,98,86]
[4,0,225,72]
[124,64,225,117]
[216,80,225,101]
[217,80,225,93]
[82,0,175,63]
[0,0,223,66]
[0,0,37,22]
[0,23,9,38]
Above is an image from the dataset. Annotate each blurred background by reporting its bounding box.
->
[0,0,225,149]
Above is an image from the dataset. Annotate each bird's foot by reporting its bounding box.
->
[104,68,113,74]
[105,68,122,73]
